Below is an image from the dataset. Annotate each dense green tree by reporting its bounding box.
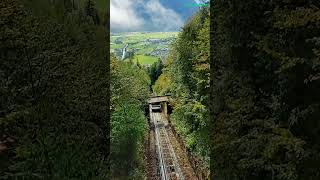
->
[85,0,100,25]
[136,59,142,69]
[149,58,164,87]
[0,0,109,179]
[152,73,172,95]
[153,6,210,176]
[110,56,150,178]
[210,0,320,179]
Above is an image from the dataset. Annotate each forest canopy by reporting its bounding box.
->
[1,0,109,178]
[110,55,150,178]
[1,0,320,179]
[153,6,210,172]
[210,1,320,179]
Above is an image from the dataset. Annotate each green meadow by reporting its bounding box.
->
[133,55,159,65]
[111,32,178,65]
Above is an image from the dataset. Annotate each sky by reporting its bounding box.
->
[110,0,209,32]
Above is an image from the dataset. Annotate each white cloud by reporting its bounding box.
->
[193,0,210,4]
[145,0,184,31]
[110,0,144,31]
[110,0,185,32]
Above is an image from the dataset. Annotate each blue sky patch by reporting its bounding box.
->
[110,0,209,32]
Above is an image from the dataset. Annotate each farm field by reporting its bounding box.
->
[110,32,178,65]
[132,55,159,65]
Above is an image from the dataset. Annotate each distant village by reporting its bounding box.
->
[110,36,175,61]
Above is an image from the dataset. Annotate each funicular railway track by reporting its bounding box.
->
[151,111,184,180]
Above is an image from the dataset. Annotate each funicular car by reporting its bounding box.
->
[151,103,161,112]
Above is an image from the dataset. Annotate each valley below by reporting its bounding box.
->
[110,32,178,65]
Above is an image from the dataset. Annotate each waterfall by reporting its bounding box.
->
[121,44,128,60]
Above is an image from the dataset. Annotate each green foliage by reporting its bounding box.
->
[84,0,100,25]
[110,57,150,178]
[132,55,158,66]
[149,59,164,87]
[211,0,320,179]
[153,7,210,168]
[110,104,146,177]
[0,0,108,179]
[111,57,150,108]
[152,73,172,95]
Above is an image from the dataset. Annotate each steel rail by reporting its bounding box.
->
[152,109,168,180]
[150,107,184,180]
[160,114,184,180]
